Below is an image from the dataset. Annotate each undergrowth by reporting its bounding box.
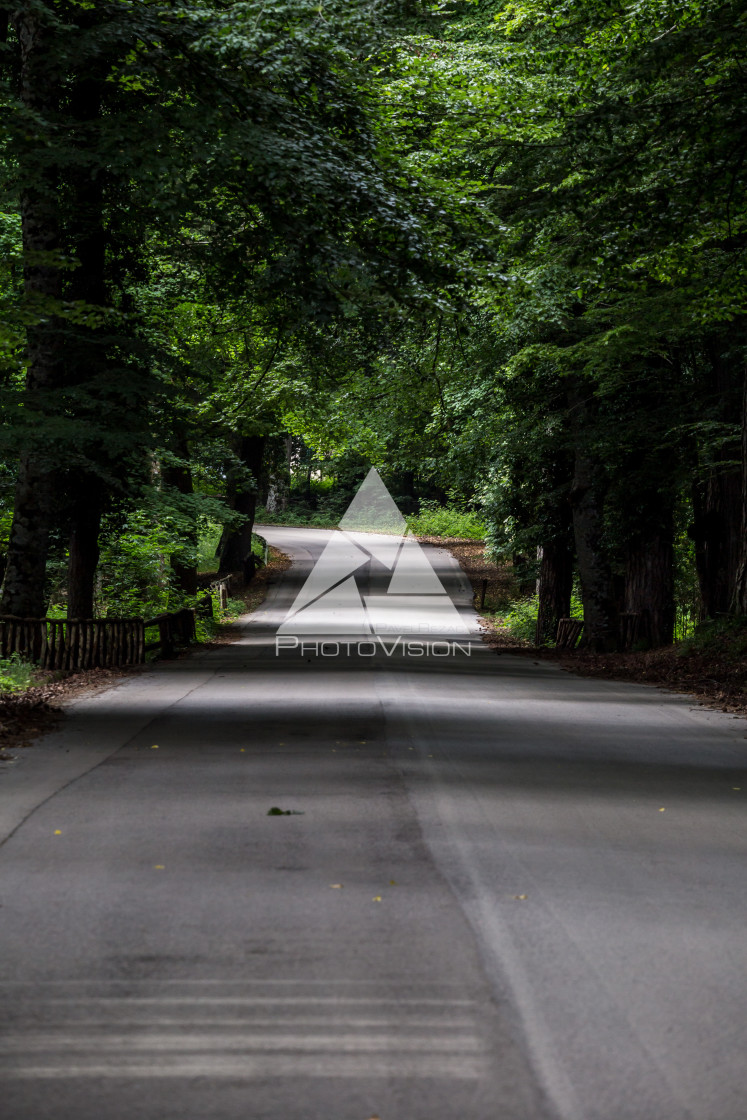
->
[0,653,36,692]
[406,502,485,540]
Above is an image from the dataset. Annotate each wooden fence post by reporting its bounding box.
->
[158,615,174,658]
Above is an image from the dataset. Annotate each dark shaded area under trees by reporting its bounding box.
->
[1,0,746,656]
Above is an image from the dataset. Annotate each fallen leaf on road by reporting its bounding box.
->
[372,896,382,902]
[330,884,343,889]
[659,807,666,812]
[514,894,527,900]
[389,880,397,886]
[53,830,62,835]
[150,745,159,750]
[154,865,165,870]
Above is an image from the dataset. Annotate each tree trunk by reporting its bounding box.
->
[691,339,743,618]
[67,482,103,618]
[1,9,61,618]
[218,435,267,579]
[624,527,675,648]
[568,384,618,651]
[163,442,198,596]
[731,368,747,614]
[692,469,742,618]
[63,72,109,618]
[535,538,574,645]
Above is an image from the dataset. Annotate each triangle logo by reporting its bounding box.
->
[277,468,470,637]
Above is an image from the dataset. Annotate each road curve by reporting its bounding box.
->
[0,524,745,1120]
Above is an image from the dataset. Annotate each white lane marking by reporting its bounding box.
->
[1,1033,483,1053]
[17,1016,477,1030]
[1,1054,483,1079]
[25,996,475,1006]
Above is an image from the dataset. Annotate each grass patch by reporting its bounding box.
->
[0,654,36,693]
[487,590,584,645]
[406,503,485,540]
[255,506,339,529]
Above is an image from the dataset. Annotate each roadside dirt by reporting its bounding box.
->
[545,645,747,718]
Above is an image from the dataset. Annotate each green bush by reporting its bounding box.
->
[406,502,485,540]
[496,590,584,645]
[677,615,747,659]
[254,506,338,529]
[197,522,222,574]
[0,653,35,692]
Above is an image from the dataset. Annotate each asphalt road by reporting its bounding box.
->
[1,525,746,1120]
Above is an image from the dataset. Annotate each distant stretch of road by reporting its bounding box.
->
[0,524,745,1120]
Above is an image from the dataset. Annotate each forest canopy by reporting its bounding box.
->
[1,0,746,652]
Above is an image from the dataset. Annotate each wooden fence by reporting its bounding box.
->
[0,616,145,670]
[0,604,204,671]
[143,608,197,659]
[204,572,244,612]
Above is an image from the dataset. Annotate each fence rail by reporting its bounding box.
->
[143,608,196,659]
[0,605,204,670]
[0,616,145,670]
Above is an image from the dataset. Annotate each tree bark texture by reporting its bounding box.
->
[692,342,743,618]
[534,449,575,646]
[731,368,747,614]
[67,480,103,618]
[568,385,618,651]
[1,8,61,617]
[218,435,267,580]
[163,443,198,596]
[624,527,675,648]
[535,538,574,645]
[63,70,109,617]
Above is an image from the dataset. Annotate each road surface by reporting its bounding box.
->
[0,525,746,1120]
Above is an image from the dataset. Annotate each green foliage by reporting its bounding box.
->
[495,589,584,645]
[197,523,222,575]
[255,506,339,530]
[94,511,173,618]
[406,501,485,539]
[0,653,35,692]
[1,0,745,642]
[678,616,747,660]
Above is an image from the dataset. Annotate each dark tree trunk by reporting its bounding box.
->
[1,10,61,618]
[163,442,198,596]
[692,342,743,618]
[63,74,108,618]
[692,471,741,618]
[568,384,618,651]
[624,526,675,648]
[1,458,56,618]
[218,435,267,580]
[733,369,747,614]
[535,538,574,645]
[535,450,575,646]
[67,480,103,618]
